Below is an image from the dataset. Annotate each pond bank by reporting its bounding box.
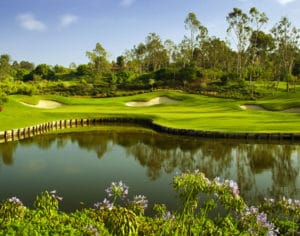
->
[1,117,300,143]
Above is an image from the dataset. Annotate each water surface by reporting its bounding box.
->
[0,125,300,213]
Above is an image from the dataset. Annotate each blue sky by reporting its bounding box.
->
[1,0,300,67]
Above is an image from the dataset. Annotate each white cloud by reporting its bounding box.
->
[120,0,135,7]
[60,14,78,28]
[17,13,46,31]
[277,0,296,5]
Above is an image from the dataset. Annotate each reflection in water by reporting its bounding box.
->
[0,126,300,211]
[0,142,16,165]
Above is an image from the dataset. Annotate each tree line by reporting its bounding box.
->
[1,7,300,102]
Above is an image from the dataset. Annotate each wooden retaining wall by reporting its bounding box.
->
[0,117,300,144]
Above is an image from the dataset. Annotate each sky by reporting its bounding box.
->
[1,0,300,67]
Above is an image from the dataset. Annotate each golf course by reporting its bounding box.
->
[1,89,300,135]
[2,2,300,234]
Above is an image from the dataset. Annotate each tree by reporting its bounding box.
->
[53,65,69,74]
[248,31,275,90]
[184,12,208,64]
[33,64,54,80]
[116,55,125,68]
[13,60,34,80]
[226,8,250,79]
[271,16,300,92]
[128,43,147,73]
[0,54,13,81]
[201,37,235,76]
[175,36,191,67]
[86,43,111,78]
[76,64,93,76]
[144,33,168,71]
[247,7,268,96]
[19,61,35,71]
[292,51,300,78]
[164,39,176,64]
[69,62,77,70]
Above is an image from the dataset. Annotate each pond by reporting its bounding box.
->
[0,124,300,214]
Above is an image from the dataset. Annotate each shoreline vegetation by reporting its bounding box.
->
[1,171,299,235]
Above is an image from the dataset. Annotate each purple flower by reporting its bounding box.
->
[164,211,175,220]
[86,225,99,236]
[132,195,148,210]
[204,177,211,185]
[8,197,23,206]
[214,177,221,185]
[105,181,129,200]
[49,190,63,201]
[242,205,278,235]
[50,190,57,195]
[268,198,275,203]
[243,206,258,216]
[225,179,240,198]
[55,196,63,201]
[94,198,113,211]
[257,212,268,226]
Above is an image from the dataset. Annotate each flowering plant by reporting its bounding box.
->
[33,190,63,215]
[95,181,149,217]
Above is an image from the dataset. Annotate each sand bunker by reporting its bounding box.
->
[126,96,179,107]
[20,100,63,109]
[240,104,300,113]
[240,105,267,111]
[283,107,300,113]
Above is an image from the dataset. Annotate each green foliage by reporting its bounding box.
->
[33,191,61,215]
[86,42,111,79]
[100,207,139,235]
[115,69,136,84]
[1,172,299,235]
[0,79,17,95]
[154,67,181,88]
[260,197,300,235]
[77,64,93,77]
[33,64,55,81]
[1,8,300,97]
[116,55,125,67]
[0,54,13,81]
[16,83,39,95]
[179,65,202,85]
[0,92,8,105]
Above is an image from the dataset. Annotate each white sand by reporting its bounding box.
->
[283,107,300,113]
[20,100,63,109]
[240,104,300,113]
[126,96,179,107]
[240,105,266,111]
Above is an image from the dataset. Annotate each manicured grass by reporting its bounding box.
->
[1,91,300,133]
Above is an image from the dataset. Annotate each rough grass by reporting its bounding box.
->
[1,91,300,133]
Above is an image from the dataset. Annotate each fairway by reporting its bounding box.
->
[1,91,300,133]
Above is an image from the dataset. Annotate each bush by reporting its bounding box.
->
[0,91,8,105]
[16,83,39,95]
